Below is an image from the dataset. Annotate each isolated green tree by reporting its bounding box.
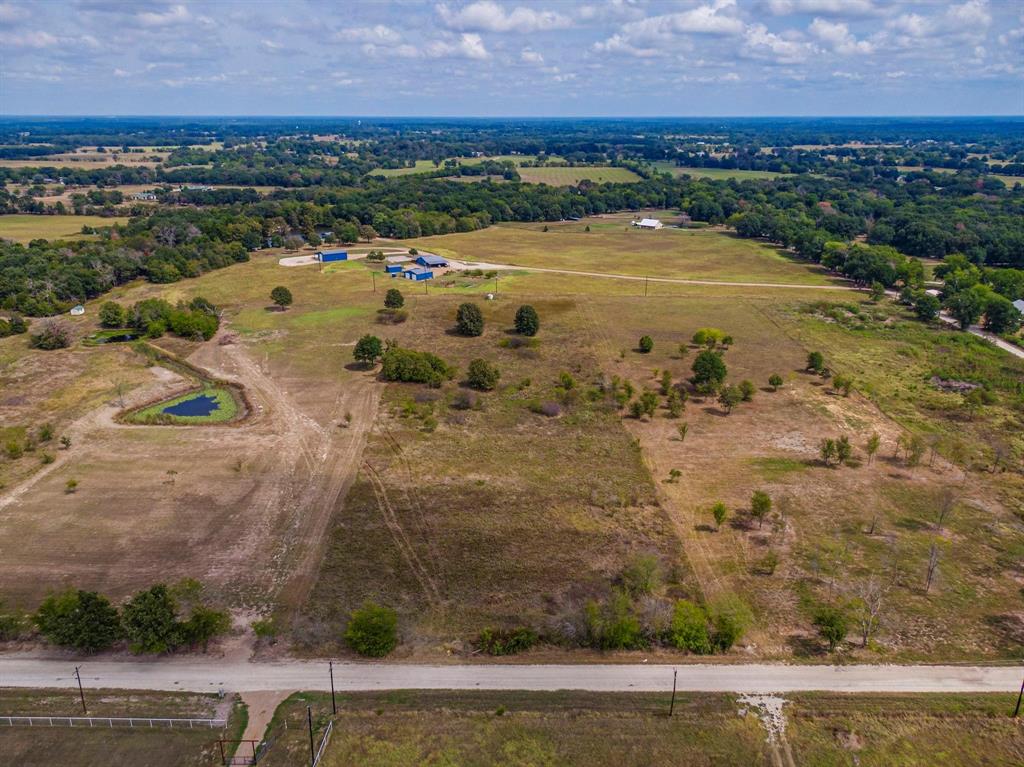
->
[638,335,654,353]
[718,384,742,414]
[836,435,853,465]
[467,358,501,391]
[456,303,484,336]
[814,606,848,652]
[751,490,772,528]
[711,501,728,530]
[344,601,398,657]
[739,379,756,402]
[768,374,783,391]
[691,350,727,388]
[384,288,405,310]
[865,433,881,464]
[35,590,121,652]
[514,305,539,336]
[270,286,293,309]
[122,584,181,654]
[820,438,838,466]
[806,351,825,374]
[353,334,383,365]
[99,301,126,328]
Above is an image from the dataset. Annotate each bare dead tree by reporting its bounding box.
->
[935,488,956,531]
[924,543,940,594]
[114,380,128,409]
[853,576,887,647]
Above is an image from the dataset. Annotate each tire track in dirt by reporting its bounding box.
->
[361,460,443,606]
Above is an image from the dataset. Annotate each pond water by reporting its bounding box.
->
[163,393,220,417]
[94,332,137,344]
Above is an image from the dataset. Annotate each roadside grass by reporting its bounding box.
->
[0,214,131,243]
[299,292,690,651]
[0,688,239,767]
[411,219,838,286]
[651,162,793,181]
[257,691,769,767]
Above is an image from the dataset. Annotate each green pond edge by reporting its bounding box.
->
[125,386,240,425]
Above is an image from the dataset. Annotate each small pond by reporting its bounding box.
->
[162,393,221,417]
[94,332,137,344]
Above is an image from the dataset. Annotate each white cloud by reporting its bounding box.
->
[593,1,743,57]
[0,29,57,47]
[885,70,907,79]
[345,25,403,45]
[0,2,29,24]
[808,18,873,54]
[947,0,991,29]
[743,23,815,63]
[261,39,285,52]
[831,70,862,80]
[520,48,544,64]
[113,67,130,77]
[136,4,191,27]
[768,0,878,17]
[424,32,489,59]
[437,1,571,33]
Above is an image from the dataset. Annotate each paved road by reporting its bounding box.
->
[937,311,1024,360]
[2,658,1021,695]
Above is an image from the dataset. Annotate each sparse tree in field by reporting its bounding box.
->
[629,400,645,419]
[739,379,756,402]
[677,343,689,359]
[353,334,383,365]
[935,488,956,531]
[806,351,825,374]
[65,478,78,493]
[868,281,886,301]
[711,501,727,530]
[906,434,926,467]
[514,305,539,336]
[467,358,501,391]
[640,390,659,418]
[924,542,940,593]
[851,576,886,648]
[718,384,742,414]
[750,490,771,529]
[692,327,727,348]
[384,288,405,310]
[622,554,663,597]
[270,286,293,309]
[114,380,128,408]
[836,435,852,465]
[38,423,53,442]
[638,335,654,353]
[344,601,398,657]
[865,433,881,464]
[666,388,684,418]
[813,605,848,652]
[456,302,484,336]
[60,435,71,450]
[659,370,672,395]
[691,350,727,389]
[831,374,853,397]
[667,468,682,483]
[820,438,838,466]
[677,423,689,442]
[99,301,126,328]
[768,373,783,391]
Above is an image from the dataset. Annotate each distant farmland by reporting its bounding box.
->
[0,214,130,243]
[651,162,791,181]
[517,166,641,185]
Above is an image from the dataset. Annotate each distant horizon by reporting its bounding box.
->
[2,114,1022,121]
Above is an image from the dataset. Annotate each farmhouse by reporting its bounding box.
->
[131,192,157,201]
[317,249,348,262]
[633,218,663,229]
[403,266,433,281]
[416,254,449,268]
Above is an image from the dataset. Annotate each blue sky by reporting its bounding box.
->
[1,0,1021,116]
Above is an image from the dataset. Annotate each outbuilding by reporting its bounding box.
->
[632,218,663,230]
[70,304,85,316]
[1013,299,1024,316]
[415,254,449,268]
[404,267,434,281]
[317,249,348,262]
[385,264,404,275]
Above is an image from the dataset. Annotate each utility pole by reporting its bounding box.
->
[371,272,376,293]
[307,705,315,766]
[494,275,499,296]
[73,666,87,714]
[1014,674,1023,718]
[329,661,337,715]
[644,276,649,297]
[668,669,677,717]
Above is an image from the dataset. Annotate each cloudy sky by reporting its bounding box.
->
[1,0,1021,116]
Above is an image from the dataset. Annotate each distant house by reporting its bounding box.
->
[131,192,157,201]
[317,249,348,262]
[415,254,449,268]
[1013,299,1024,316]
[633,218,663,230]
[403,266,434,281]
[70,304,85,316]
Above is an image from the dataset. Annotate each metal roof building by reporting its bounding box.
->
[416,254,449,267]
[403,267,434,281]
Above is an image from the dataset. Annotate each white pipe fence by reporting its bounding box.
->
[1,715,226,729]
[312,719,334,766]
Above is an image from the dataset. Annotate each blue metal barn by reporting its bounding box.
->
[385,264,404,274]
[404,267,434,281]
[415,254,448,268]
[318,249,348,262]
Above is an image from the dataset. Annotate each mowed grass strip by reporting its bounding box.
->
[0,214,130,243]
[412,222,837,285]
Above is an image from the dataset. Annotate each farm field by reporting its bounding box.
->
[0,214,130,243]
[254,690,1024,767]
[0,688,241,767]
[516,165,641,185]
[651,162,792,180]
[897,166,1022,187]
[411,215,839,286]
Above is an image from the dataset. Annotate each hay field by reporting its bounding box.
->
[0,214,130,243]
[516,166,641,185]
[651,162,792,180]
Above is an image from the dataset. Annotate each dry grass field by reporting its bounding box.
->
[516,166,642,185]
[651,162,792,181]
[0,214,130,243]
[255,690,1024,767]
[0,688,241,767]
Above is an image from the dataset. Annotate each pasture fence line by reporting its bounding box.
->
[0,714,226,729]
[312,719,334,767]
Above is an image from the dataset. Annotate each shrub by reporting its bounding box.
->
[621,554,662,597]
[450,390,479,410]
[4,441,23,460]
[711,501,727,530]
[813,605,848,651]
[709,595,753,651]
[179,605,231,651]
[99,301,126,328]
[122,584,181,654]
[692,327,727,347]
[344,601,398,657]
[807,351,825,373]
[514,305,540,336]
[35,590,122,651]
[751,490,772,528]
[913,293,941,322]
[768,373,783,391]
[380,346,454,386]
[455,302,484,336]
[669,600,712,654]
[467,358,501,391]
[638,335,654,353]
[64,478,78,493]
[691,349,727,387]
[30,320,72,350]
[39,423,54,442]
[718,384,742,414]
[584,590,645,650]
[739,380,756,402]
[353,334,383,365]
[270,286,293,308]
[477,627,538,656]
[384,288,405,309]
